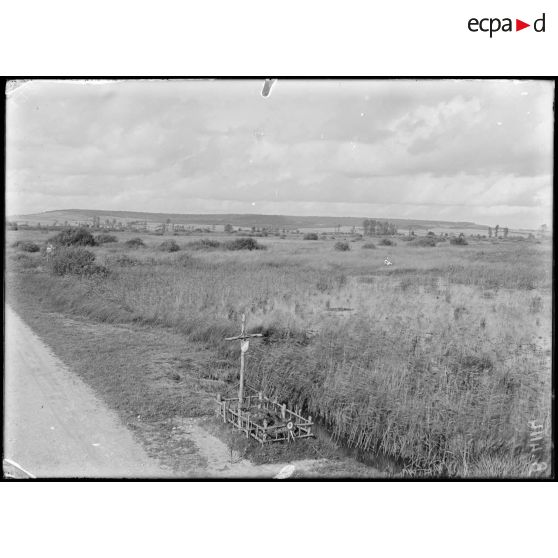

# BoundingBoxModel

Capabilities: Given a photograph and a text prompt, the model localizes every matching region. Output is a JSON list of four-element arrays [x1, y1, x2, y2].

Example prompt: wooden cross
[[225, 313, 262, 409]]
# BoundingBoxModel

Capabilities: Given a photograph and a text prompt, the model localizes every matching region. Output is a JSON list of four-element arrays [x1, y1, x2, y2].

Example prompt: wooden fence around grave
[[216, 388, 314, 444]]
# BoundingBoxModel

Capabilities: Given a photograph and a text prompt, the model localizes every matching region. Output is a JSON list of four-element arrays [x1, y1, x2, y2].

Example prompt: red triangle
[[516, 19, 530, 31]]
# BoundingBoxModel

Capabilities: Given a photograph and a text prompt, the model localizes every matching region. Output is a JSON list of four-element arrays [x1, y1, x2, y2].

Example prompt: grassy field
[[6, 227, 552, 477]]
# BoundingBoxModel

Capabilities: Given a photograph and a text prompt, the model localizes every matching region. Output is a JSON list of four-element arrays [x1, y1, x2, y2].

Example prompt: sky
[[6, 79, 554, 228]]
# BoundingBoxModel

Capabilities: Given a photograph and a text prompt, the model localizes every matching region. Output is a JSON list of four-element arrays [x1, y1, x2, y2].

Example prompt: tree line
[[362, 219, 398, 236]]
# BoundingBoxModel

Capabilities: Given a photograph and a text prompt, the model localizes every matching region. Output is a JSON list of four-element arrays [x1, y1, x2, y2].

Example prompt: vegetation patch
[[12, 240, 41, 252], [224, 237, 266, 251], [303, 233, 319, 240], [450, 235, 468, 246], [379, 238, 397, 246], [125, 237, 146, 249], [95, 234, 118, 244], [184, 238, 221, 250], [49, 227, 97, 247], [158, 239, 180, 252], [409, 236, 437, 247], [110, 254, 141, 267], [49, 247, 109, 277], [334, 241, 350, 251]]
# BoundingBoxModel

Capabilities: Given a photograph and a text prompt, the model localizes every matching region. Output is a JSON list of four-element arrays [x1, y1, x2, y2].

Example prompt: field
[[6, 227, 552, 477]]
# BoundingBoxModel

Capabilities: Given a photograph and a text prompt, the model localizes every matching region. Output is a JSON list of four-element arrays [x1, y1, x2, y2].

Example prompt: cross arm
[[224, 333, 263, 341]]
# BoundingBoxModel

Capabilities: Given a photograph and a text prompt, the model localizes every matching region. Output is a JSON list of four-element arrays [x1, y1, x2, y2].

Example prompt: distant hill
[[8, 209, 485, 231]]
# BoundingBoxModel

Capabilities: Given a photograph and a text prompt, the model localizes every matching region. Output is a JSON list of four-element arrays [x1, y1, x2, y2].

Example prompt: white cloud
[[5, 79, 554, 228]]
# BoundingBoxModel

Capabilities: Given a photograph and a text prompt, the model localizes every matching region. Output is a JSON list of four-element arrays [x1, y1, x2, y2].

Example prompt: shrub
[[303, 233, 319, 240], [224, 237, 266, 251], [450, 236, 468, 246], [49, 227, 97, 247], [379, 238, 396, 246], [158, 239, 180, 252], [334, 241, 350, 251], [12, 240, 40, 252], [95, 234, 118, 244], [362, 242, 376, 249], [409, 236, 437, 247], [49, 247, 108, 277], [184, 239, 221, 250], [125, 238, 146, 249]]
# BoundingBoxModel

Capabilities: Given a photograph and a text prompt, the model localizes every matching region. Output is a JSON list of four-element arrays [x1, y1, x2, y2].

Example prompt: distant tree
[[488, 226, 492, 238], [495, 224, 499, 237], [224, 224, 233, 233], [540, 224, 548, 235], [362, 219, 370, 235], [503, 227, 509, 238]]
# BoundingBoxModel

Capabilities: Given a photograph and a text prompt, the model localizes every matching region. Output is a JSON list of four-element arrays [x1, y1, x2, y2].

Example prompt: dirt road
[[4, 305, 170, 478]]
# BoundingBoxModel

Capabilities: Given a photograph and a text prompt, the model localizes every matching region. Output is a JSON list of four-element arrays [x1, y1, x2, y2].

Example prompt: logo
[[468, 13, 546, 37]]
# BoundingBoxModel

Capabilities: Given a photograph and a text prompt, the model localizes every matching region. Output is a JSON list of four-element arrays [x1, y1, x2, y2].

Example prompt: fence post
[[263, 419, 268, 444], [281, 404, 286, 421], [308, 415, 312, 436]]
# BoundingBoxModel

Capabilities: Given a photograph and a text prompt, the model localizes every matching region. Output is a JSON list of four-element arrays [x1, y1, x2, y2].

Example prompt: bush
[[450, 236, 468, 246], [49, 227, 97, 247], [224, 237, 266, 251], [334, 241, 350, 251], [49, 247, 108, 277], [362, 242, 376, 249], [95, 234, 118, 244], [125, 238, 146, 249], [409, 236, 437, 247], [12, 240, 40, 252], [184, 239, 221, 250], [379, 238, 396, 246], [303, 233, 319, 240], [158, 239, 180, 252]]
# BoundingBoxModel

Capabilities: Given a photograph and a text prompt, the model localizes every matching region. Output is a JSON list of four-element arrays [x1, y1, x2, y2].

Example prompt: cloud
[[5, 79, 553, 228]]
